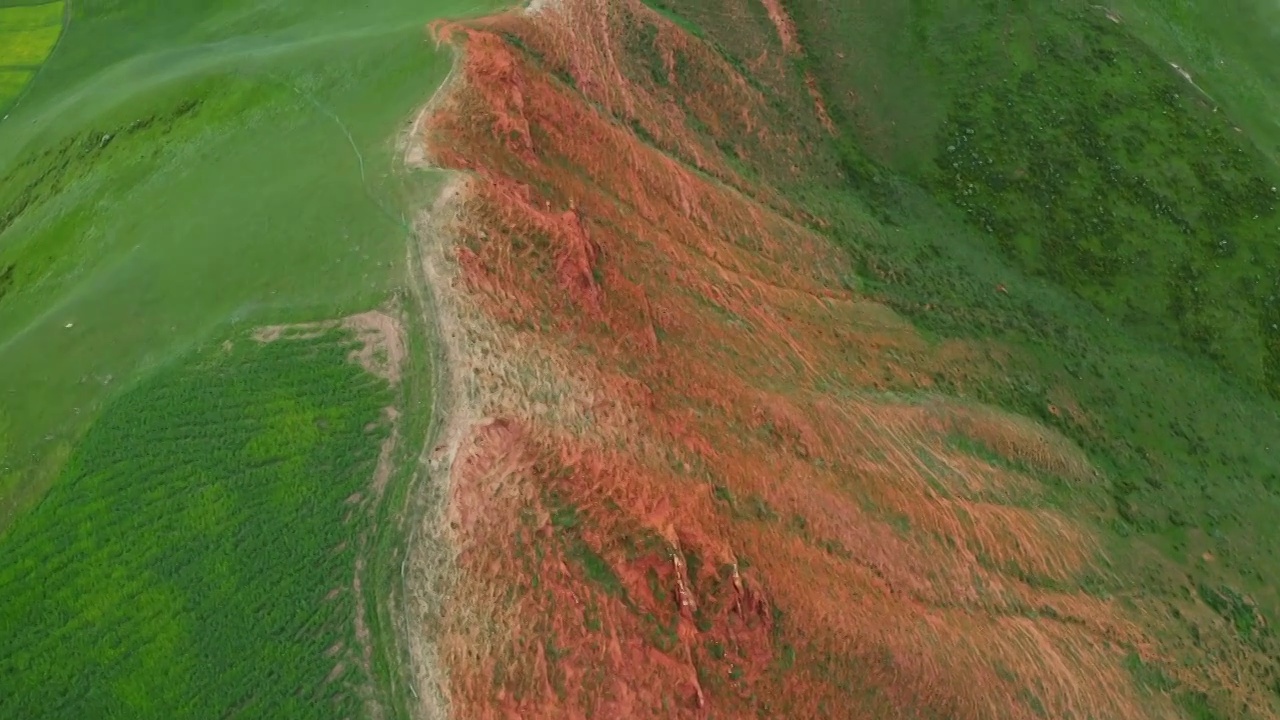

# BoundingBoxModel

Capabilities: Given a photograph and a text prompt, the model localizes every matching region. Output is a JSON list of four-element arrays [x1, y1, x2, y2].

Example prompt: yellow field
[[0, 69, 34, 99], [0, 1, 63, 33], [0, 24, 61, 66], [0, 1, 64, 109]]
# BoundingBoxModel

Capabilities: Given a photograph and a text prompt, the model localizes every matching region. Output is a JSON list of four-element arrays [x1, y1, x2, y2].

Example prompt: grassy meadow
[[0, 68, 32, 98], [0, 0, 496, 716], [0, 328, 392, 718], [0, 0, 500, 522]]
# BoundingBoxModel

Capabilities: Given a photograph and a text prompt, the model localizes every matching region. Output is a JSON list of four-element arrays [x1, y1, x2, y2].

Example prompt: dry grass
[[398, 0, 1268, 716]]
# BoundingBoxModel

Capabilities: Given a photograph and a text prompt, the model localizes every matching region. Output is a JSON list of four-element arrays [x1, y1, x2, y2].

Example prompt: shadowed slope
[[405, 0, 1269, 716]]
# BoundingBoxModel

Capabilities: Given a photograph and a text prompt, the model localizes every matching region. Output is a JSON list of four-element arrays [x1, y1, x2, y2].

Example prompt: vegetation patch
[[0, 68, 32, 104], [778, 0, 1280, 623], [638, 0, 703, 38], [1197, 582, 1270, 646], [924, 7, 1280, 392], [0, 93, 205, 275], [0, 1, 63, 33], [0, 1, 63, 107], [0, 23, 61, 66], [0, 326, 391, 718], [545, 491, 628, 599]]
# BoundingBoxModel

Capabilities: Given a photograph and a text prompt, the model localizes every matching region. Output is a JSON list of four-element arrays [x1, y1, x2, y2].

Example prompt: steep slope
[[403, 0, 1280, 717]]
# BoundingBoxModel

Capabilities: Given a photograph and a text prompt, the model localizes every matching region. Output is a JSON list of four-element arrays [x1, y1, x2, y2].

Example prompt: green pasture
[[779, 0, 1280, 559], [788, 0, 1280, 391], [0, 0, 495, 716], [0, 25, 60, 67], [0, 67, 30, 97], [0, 0, 499, 524], [0, 1, 62, 30], [1110, 0, 1280, 167], [0, 328, 392, 718]]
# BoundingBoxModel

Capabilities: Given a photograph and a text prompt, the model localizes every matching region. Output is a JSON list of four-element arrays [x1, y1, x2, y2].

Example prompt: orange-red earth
[[404, 0, 1274, 717]]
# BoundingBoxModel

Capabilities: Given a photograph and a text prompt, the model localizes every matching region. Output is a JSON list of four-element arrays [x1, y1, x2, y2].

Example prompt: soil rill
[[398, 0, 1267, 716]]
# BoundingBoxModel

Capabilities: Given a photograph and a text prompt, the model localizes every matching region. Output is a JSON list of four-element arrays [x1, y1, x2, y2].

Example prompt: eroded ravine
[[399, 0, 1263, 716]]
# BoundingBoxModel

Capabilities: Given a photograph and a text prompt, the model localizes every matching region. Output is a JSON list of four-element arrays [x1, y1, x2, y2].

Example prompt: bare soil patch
[[253, 309, 407, 386], [392, 2, 1181, 718], [392, 0, 1271, 717]]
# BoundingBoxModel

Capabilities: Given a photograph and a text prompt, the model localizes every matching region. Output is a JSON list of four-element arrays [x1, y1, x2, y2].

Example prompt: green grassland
[[0, 328, 392, 718], [780, 0, 1280, 581], [791, 1, 1280, 395], [0, 67, 30, 97], [0, 1, 62, 31], [1110, 0, 1280, 170], [0, 24, 61, 66], [0, 0, 495, 717], [0, 0, 501, 524]]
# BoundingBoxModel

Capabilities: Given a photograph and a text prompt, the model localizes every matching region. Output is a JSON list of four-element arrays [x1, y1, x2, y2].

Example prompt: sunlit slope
[[0, 0, 502, 524], [403, 0, 1280, 718]]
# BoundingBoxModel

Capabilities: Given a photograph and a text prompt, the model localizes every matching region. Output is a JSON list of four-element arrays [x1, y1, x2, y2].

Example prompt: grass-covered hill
[[3, 0, 1280, 717]]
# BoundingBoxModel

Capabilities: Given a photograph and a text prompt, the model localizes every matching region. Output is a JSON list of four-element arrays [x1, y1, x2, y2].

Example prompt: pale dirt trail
[[395, 5, 552, 709], [398, 115, 477, 716]]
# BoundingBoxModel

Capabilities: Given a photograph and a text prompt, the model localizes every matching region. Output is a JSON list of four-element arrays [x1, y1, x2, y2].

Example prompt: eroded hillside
[[403, 0, 1280, 717]]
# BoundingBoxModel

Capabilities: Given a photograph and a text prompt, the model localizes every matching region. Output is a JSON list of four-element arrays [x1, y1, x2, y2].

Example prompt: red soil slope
[[406, 0, 1255, 716]]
